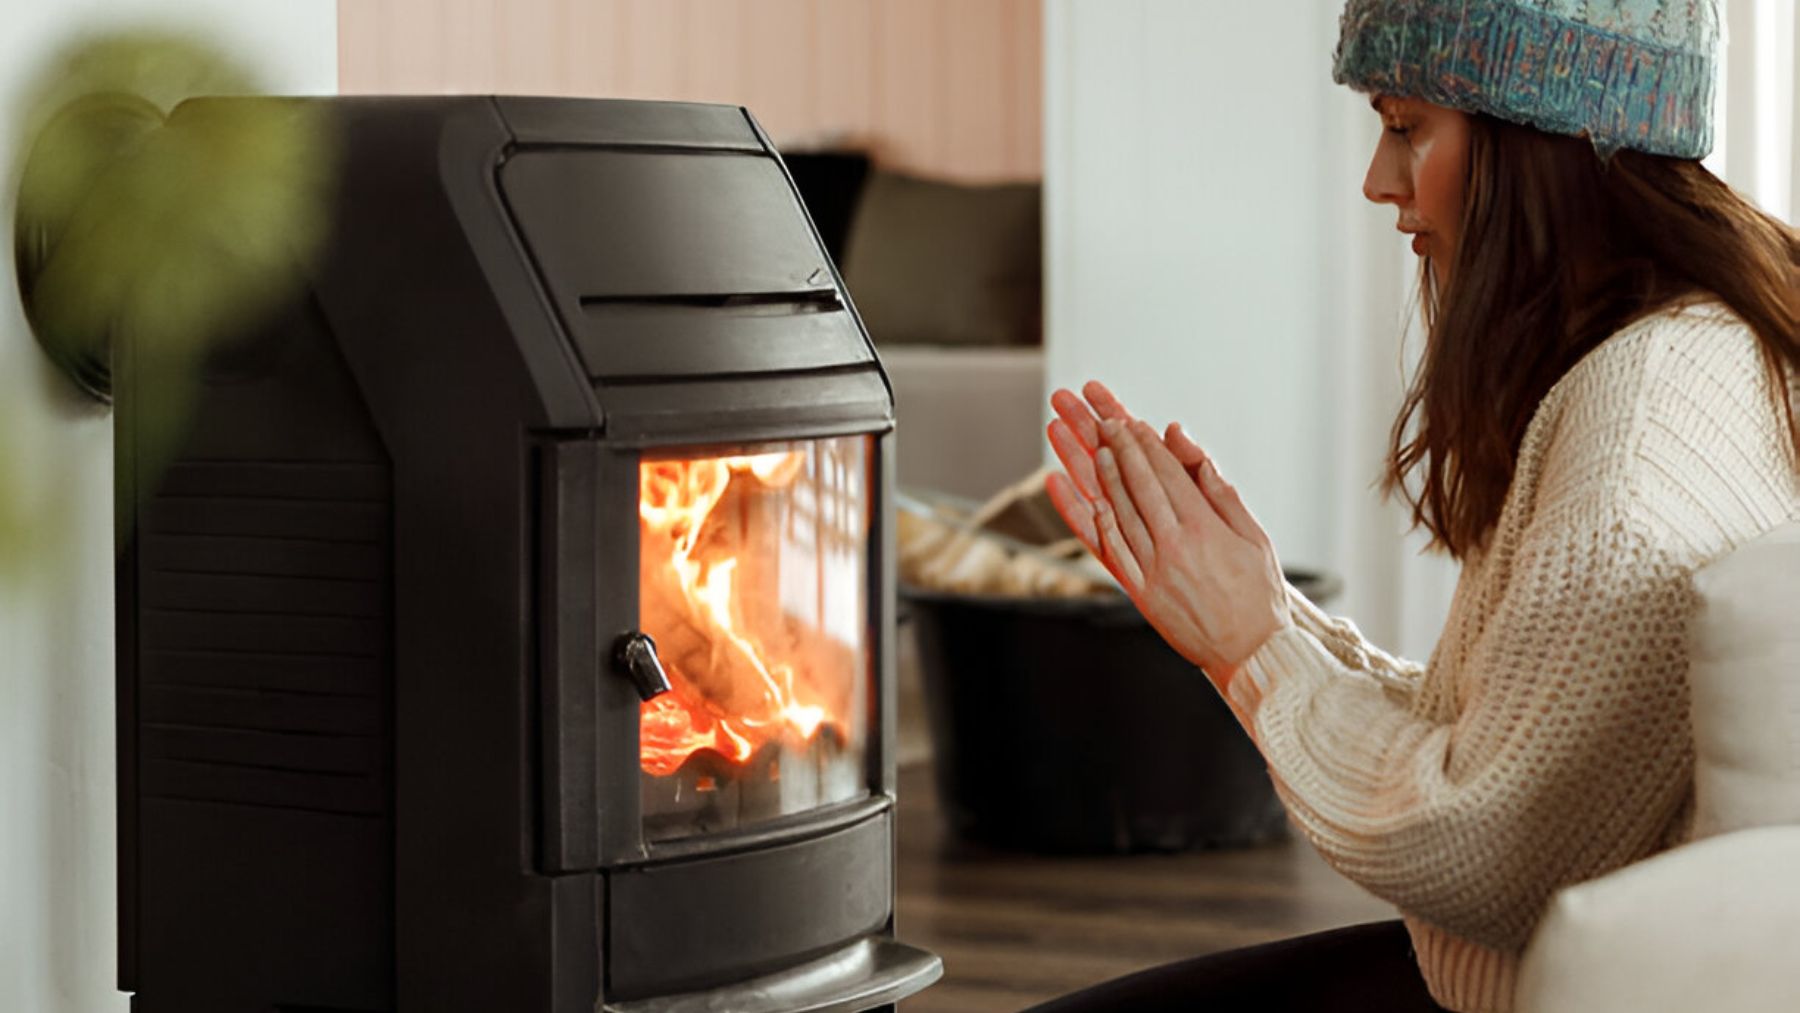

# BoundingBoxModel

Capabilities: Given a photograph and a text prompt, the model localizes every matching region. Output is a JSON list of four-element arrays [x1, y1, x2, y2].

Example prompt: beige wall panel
[[945, 0, 1010, 178], [568, 0, 629, 100], [873, 0, 948, 172], [495, 0, 566, 96], [338, 0, 390, 93], [1007, 0, 1045, 178], [682, 0, 747, 106], [617, 0, 684, 100], [365, 0, 446, 93], [740, 0, 821, 140], [815, 0, 877, 145], [439, 0, 500, 92], [338, 0, 1041, 180]]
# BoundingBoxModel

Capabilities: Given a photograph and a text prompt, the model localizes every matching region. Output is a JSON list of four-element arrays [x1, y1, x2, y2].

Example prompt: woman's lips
[[1411, 233, 1429, 256]]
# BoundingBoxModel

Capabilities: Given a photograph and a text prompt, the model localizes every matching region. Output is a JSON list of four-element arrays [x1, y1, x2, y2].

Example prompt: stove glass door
[[636, 435, 872, 841]]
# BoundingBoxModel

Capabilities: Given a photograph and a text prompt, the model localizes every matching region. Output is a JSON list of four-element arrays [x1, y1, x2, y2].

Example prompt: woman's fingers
[[1044, 471, 1100, 552], [1163, 422, 1209, 472], [1162, 422, 1269, 545], [1082, 380, 1132, 423], [1196, 457, 1272, 549], [1050, 388, 1101, 451], [1133, 421, 1223, 534], [1050, 380, 1142, 454], [1094, 443, 1156, 574], [1050, 471, 1142, 592], [1101, 419, 1182, 544], [1047, 419, 1103, 501], [1090, 490, 1145, 592]]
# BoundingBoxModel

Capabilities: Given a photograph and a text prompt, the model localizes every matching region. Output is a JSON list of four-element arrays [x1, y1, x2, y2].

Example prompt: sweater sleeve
[[1282, 580, 1425, 695], [1235, 501, 1698, 952]]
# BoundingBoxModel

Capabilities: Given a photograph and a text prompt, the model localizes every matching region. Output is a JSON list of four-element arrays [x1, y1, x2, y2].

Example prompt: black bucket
[[903, 569, 1340, 853]]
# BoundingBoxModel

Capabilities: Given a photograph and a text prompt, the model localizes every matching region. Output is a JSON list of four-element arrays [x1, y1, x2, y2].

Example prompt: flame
[[638, 451, 841, 777]]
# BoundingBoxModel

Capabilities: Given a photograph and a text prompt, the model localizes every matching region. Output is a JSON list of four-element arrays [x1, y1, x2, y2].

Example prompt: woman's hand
[[1044, 382, 1289, 689]]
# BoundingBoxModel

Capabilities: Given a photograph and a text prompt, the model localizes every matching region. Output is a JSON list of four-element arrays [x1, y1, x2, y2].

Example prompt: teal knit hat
[[1334, 0, 1721, 158]]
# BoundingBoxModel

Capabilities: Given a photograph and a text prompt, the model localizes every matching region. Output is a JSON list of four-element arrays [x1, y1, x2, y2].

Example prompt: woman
[[1033, 1, 1798, 1011]]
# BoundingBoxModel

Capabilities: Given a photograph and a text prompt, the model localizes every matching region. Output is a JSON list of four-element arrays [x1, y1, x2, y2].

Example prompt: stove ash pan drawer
[[606, 811, 892, 1001]]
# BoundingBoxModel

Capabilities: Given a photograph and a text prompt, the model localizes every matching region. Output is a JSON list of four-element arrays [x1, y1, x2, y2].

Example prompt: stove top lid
[[491, 98, 891, 445]]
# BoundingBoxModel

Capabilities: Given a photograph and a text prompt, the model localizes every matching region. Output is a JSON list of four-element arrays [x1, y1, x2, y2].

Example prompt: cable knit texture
[[1229, 303, 1799, 1013], [1333, 0, 1721, 159]]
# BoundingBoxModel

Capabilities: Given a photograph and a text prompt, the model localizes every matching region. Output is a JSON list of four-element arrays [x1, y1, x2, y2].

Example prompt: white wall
[[0, 4, 335, 1011], [1045, 1, 1340, 571], [1044, 0, 1463, 660]]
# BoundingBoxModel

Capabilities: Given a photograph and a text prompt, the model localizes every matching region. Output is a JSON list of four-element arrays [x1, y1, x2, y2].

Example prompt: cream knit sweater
[[1226, 302, 1800, 1013]]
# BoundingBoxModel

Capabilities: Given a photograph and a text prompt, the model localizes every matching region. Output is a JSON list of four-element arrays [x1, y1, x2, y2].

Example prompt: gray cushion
[[841, 170, 1040, 347]]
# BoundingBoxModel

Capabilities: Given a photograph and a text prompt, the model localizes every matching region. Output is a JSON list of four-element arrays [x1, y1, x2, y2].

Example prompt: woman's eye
[[1385, 124, 1413, 139]]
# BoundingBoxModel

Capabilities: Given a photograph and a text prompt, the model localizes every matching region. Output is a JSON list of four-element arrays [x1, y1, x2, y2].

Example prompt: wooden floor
[[893, 764, 1396, 1012]]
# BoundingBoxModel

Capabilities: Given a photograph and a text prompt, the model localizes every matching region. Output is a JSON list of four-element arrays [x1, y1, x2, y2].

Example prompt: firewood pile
[[897, 468, 1117, 598]]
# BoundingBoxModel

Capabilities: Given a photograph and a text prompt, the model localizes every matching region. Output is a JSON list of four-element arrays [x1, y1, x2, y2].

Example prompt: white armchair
[[1517, 520, 1800, 1012]]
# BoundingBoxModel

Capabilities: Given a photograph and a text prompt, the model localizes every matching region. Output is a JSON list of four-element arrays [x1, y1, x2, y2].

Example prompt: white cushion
[[1688, 518, 1800, 837], [1516, 825, 1800, 1013], [1517, 520, 1800, 1012], [881, 345, 1045, 501]]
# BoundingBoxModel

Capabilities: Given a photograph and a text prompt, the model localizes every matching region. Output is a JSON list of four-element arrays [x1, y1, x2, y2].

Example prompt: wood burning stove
[[114, 96, 940, 1013]]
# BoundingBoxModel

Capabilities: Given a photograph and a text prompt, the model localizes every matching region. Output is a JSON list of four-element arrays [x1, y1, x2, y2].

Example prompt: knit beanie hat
[[1334, 0, 1721, 158]]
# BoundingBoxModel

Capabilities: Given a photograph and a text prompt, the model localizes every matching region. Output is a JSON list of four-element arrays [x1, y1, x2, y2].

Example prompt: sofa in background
[[785, 151, 1046, 502]]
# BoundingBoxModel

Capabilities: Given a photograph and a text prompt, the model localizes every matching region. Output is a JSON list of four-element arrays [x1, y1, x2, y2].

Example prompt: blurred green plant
[[3, 28, 335, 573], [0, 435, 31, 567]]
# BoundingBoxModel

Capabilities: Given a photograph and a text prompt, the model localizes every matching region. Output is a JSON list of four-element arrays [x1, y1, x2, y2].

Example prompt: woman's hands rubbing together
[[1045, 382, 1290, 692]]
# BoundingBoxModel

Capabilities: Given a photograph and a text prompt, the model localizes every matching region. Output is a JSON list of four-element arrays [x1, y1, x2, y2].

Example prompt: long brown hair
[[1382, 115, 1800, 559]]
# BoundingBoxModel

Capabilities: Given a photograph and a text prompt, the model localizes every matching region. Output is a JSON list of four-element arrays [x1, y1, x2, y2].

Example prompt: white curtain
[[1321, 0, 1799, 663], [1716, 0, 1800, 218]]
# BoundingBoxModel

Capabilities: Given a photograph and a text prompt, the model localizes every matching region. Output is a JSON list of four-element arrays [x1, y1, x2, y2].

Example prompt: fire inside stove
[[637, 436, 871, 839]]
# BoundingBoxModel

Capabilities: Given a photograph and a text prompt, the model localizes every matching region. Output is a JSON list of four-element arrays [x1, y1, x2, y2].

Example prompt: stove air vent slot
[[574, 288, 870, 380], [579, 289, 842, 313]]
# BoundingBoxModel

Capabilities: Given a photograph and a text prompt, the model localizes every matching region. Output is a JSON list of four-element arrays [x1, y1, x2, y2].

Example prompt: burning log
[[636, 450, 859, 780]]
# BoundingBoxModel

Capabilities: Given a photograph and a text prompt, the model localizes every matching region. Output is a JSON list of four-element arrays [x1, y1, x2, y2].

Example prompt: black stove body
[[115, 96, 937, 1013]]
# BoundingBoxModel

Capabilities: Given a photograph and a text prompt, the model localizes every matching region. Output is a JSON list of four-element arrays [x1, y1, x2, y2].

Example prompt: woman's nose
[[1362, 149, 1409, 206]]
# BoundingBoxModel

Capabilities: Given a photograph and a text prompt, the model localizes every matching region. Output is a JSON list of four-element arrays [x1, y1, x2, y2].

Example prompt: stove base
[[604, 938, 941, 1013]]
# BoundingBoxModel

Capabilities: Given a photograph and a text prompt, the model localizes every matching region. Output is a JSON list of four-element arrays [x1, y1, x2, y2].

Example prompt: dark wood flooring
[[894, 764, 1397, 1012]]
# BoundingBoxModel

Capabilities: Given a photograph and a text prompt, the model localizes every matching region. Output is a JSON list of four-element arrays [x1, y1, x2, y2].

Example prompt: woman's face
[[1363, 95, 1472, 283]]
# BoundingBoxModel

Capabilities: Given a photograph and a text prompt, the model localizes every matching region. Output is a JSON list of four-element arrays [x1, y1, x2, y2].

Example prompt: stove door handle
[[615, 632, 673, 701]]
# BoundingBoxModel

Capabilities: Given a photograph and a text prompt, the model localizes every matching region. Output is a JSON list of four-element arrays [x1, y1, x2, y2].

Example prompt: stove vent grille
[[135, 460, 390, 818]]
